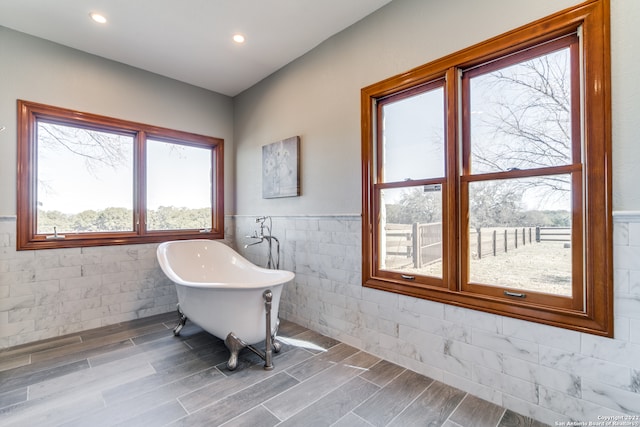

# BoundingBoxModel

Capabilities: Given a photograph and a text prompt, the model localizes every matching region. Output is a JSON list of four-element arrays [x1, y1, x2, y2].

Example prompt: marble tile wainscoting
[[2, 211, 640, 424], [0, 216, 179, 349], [235, 213, 640, 425]]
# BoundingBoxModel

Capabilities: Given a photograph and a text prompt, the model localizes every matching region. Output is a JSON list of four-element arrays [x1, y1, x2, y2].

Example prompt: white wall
[[0, 27, 235, 346], [233, 0, 640, 423]]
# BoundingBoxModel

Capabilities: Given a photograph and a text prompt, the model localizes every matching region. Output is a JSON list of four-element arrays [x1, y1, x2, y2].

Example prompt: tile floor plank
[[277, 319, 310, 337], [0, 314, 548, 427], [263, 351, 380, 420], [0, 387, 28, 410], [387, 380, 466, 426], [114, 400, 188, 427], [281, 329, 342, 353], [218, 405, 280, 427], [101, 355, 225, 406], [149, 340, 229, 373], [29, 339, 136, 368], [0, 354, 31, 373], [333, 412, 376, 427], [277, 376, 380, 427], [63, 367, 224, 427], [78, 313, 175, 342], [177, 347, 312, 414], [28, 357, 156, 400], [359, 359, 406, 387], [0, 392, 106, 427], [448, 394, 506, 427], [87, 335, 187, 368], [30, 323, 168, 363], [0, 336, 82, 360], [0, 359, 90, 392], [499, 409, 550, 427], [171, 372, 299, 427], [285, 342, 360, 382], [353, 368, 434, 427]]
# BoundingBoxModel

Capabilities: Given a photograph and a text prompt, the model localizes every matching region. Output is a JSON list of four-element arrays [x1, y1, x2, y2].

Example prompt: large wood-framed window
[[361, 0, 612, 336], [17, 100, 224, 250]]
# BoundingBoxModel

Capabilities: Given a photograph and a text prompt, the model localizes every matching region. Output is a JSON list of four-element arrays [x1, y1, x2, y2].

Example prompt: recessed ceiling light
[[89, 12, 107, 24], [233, 34, 245, 44]]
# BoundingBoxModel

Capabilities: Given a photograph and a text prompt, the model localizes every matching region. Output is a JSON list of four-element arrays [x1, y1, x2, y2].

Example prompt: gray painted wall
[[234, 0, 640, 215], [0, 27, 235, 216]]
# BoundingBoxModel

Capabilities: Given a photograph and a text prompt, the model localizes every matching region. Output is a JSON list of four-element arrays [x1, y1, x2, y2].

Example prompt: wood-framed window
[[361, 0, 612, 336], [17, 100, 224, 250]]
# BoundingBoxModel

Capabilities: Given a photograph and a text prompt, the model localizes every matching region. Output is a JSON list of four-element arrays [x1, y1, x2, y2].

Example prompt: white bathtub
[[156, 239, 294, 369]]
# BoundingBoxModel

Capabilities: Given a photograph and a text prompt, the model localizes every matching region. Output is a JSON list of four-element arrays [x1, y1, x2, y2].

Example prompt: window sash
[[458, 34, 584, 309], [17, 100, 224, 250], [374, 80, 449, 288], [35, 120, 136, 234], [145, 138, 214, 232]]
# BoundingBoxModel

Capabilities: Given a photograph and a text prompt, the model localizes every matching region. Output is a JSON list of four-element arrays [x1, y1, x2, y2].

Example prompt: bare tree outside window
[[469, 46, 574, 198], [36, 122, 214, 234], [37, 122, 135, 233], [465, 43, 576, 294]]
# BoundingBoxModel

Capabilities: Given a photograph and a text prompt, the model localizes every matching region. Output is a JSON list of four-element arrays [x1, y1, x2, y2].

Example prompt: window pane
[[146, 140, 212, 231], [381, 86, 445, 182], [469, 47, 573, 174], [36, 122, 134, 233], [379, 185, 443, 278], [468, 175, 572, 296]]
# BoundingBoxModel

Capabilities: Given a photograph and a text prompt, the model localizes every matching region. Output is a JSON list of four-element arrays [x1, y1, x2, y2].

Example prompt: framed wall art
[[262, 136, 300, 198]]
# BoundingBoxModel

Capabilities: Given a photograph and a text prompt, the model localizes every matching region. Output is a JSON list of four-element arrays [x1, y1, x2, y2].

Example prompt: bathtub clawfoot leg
[[173, 304, 187, 336], [272, 318, 281, 353], [263, 290, 274, 370], [224, 333, 245, 371], [221, 291, 280, 371]]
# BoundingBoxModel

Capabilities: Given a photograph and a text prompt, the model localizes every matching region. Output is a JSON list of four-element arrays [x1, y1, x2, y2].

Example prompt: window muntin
[[17, 101, 224, 249], [361, 0, 612, 336]]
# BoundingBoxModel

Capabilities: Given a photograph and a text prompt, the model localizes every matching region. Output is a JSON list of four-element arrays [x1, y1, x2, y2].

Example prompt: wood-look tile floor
[[0, 312, 548, 426]]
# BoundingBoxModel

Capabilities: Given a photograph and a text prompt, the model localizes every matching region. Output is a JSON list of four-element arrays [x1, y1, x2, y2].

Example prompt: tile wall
[[2, 212, 639, 423], [0, 216, 177, 348], [236, 213, 640, 424]]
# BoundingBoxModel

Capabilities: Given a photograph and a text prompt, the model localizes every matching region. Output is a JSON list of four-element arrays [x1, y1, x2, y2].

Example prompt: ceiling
[[0, 0, 392, 97]]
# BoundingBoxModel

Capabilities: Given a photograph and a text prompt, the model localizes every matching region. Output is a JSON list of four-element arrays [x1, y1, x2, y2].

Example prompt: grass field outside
[[385, 240, 572, 296]]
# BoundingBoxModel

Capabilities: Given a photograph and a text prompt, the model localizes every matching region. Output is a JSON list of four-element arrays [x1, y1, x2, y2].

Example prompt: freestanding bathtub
[[156, 239, 294, 370]]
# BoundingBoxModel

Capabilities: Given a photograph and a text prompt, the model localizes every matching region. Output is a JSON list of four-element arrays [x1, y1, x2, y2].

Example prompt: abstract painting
[[262, 136, 300, 198]]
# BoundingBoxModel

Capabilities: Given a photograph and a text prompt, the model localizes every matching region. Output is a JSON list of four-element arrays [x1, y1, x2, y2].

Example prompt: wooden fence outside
[[385, 222, 442, 268], [470, 227, 534, 260], [386, 224, 571, 267], [535, 226, 571, 242]]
